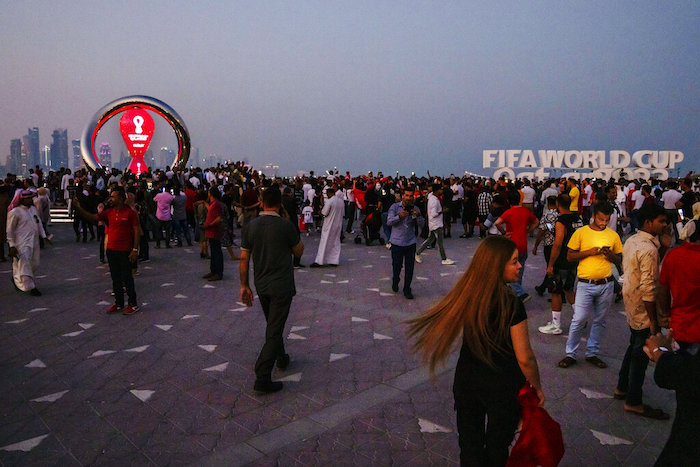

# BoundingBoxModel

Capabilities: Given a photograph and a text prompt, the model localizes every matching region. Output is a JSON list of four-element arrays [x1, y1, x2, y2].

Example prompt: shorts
[[550, 268, 576, 293]]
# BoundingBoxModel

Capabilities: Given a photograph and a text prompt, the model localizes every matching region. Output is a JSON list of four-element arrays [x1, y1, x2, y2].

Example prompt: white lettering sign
[[482, 149, 684, 180]]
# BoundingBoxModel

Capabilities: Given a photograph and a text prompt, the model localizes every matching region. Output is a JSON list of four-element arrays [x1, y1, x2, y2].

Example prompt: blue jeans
[[509, 251, 528, 296], [566, 280, 614, 358], [616, 327, 651, 406], [381, 212, 392, 242]]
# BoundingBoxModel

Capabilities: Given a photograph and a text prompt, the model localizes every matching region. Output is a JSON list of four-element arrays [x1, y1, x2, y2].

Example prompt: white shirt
[[632, 190, 645, 210], [583, 185, 593, 207], [426, 192, 444, 231], [540, 185, 558, 203], [521, 186, 536, 204], [451, 183, 464, 200], [661, 189, 682, 210]]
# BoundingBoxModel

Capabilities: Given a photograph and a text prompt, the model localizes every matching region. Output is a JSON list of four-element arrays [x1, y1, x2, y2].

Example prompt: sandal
[[585, 356, 608, 369], [558, 356, 577, 368], [625, 404, 670, 420]]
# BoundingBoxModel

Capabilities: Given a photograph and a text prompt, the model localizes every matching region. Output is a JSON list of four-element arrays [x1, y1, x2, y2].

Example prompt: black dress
[[453, 299, 527, 466]]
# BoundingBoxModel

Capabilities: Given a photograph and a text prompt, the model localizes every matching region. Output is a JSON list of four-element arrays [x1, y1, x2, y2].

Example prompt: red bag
[[298, 216, 306, 232], [506, 384, 564, 467]]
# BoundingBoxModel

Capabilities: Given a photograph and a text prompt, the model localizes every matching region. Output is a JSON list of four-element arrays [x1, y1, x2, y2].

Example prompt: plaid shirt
[[477, 191, 492, 216]]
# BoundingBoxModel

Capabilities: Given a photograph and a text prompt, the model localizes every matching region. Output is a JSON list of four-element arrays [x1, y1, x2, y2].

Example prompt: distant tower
[[20, 136, 30, 174], [99, 142, 112, 168], [10, 138, 22, 174], [41, 145, 51, 168], [72, 139, 82, 171], [50, 129, 69, 169], [27, 127, 40, 169], [160, 147, 175, 169]]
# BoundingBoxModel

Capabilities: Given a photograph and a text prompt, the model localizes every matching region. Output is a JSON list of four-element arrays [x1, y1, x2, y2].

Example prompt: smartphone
[[546, 223, 554, 231], [678, 208, 685, 220]]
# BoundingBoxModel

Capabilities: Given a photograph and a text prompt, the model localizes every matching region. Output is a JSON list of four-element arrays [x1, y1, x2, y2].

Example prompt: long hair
[[406, 236, 518, 374]]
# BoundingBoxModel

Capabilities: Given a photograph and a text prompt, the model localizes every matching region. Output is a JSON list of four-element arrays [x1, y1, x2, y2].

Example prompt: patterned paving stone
[[0, 223, 676, 465]]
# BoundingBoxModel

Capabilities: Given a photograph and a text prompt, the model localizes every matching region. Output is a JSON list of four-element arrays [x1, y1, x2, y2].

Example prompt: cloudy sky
[[1, 1, 698, 176]]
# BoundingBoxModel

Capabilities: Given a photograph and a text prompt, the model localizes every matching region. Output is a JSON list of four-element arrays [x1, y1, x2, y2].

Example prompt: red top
[[205, 200, 224, 240], [185, 188, 196, 212], [98, 207, 138, 252], [500, 206, 537, 254], [659, 242, 700, 343]]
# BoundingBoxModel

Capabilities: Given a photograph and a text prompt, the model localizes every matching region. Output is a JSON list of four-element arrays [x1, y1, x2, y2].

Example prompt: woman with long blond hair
[[407, 235, 544, 466]]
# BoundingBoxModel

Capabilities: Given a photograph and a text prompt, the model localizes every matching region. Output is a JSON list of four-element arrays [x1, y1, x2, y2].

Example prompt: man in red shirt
[[74, 186, 140, 315], [202, 187, 225, 281], [494, 190, 539, 302], [658, 230, 700, 347]]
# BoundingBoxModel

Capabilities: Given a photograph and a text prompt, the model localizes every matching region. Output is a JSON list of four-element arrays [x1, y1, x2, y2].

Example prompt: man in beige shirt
[[614, 203, 671, 419]]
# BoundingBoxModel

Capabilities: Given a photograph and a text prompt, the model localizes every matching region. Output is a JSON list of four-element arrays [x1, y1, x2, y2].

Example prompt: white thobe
[[6, 205, 45, 291], [314, 194, 345, 265]]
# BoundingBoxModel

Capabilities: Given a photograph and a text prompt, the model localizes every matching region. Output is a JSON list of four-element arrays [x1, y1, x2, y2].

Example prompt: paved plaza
[[1, 221, 675, 466]]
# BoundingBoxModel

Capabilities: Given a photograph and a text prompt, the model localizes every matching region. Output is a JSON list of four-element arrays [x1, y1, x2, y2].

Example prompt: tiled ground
[[1, 221, 675, 466]]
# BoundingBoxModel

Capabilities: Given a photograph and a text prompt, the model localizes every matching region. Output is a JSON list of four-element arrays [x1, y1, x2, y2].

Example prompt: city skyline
[[1, 2, 698, 177]]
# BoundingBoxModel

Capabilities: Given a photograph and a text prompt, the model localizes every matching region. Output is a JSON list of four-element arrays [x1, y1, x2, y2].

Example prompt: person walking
[[415, 183, 455, 265], [7, 190, 48, 296], [240, 187, 304, 394], [408, 235, 544, 466], [310, 187, 344, 267], [387, 189, 423, 299]]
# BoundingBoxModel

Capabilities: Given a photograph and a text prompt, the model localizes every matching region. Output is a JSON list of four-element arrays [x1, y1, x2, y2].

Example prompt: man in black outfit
[[240, 187, 304, 394], [644, 333, 699, 466]]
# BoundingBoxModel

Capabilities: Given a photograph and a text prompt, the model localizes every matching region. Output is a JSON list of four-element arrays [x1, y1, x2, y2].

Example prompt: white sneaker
[[385, 242, 391, 249], [414, 254, 423, 263], [441, 258, 456, 265], [538, 322, 562, 335]]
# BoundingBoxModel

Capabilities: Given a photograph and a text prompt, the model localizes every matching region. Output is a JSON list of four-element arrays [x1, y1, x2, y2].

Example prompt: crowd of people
[[3, 162, 700, 465]]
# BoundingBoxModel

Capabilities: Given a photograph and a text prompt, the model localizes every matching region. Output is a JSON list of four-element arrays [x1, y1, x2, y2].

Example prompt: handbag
[[506, 384, 564, 467]]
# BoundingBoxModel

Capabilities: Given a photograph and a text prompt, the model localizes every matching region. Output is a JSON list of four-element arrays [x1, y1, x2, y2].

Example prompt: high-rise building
[[41, 145, 51, 168], [20, 136, 30, 175], [72, 139, 82, 171], [119, 150, 129, 170], [9, 139, 22, 174], [160, 147, 175, 169], [99, 142, 112, 168], [27, 127, 40, 169], [50, 129, 69, 169]]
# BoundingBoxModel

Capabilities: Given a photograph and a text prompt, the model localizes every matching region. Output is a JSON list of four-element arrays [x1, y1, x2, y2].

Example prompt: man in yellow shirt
[[559, 202, 622, 369], [567, 178, 580, 213]]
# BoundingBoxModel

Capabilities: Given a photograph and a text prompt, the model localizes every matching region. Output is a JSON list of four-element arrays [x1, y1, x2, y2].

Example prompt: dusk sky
[[1, 1, 698, 177]]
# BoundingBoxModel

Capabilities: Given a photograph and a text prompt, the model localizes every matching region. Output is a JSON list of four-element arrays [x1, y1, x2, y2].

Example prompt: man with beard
[[7, 190, 48, 296]]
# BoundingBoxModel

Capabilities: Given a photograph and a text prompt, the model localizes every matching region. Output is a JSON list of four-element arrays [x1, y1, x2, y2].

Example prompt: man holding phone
[[559, 202, 622, 369], [387, 188, 424, 299]]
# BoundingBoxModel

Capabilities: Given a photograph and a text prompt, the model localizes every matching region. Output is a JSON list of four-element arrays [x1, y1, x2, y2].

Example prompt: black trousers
[[255, 294, 293, 380], [391, 243, 416, 294], [455, 393, 520, 466], [208, 238, 223, 276], [106, 249, 137, 307]]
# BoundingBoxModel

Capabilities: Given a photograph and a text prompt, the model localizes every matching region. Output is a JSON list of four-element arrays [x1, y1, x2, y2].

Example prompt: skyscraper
[[72, 139, 82, 171], [20, 136, 30, 174], [9, 139, 22, 174], [50, 129, 69, 169], [99, 142, 112, 168], [27, 127, 40, 169], [42, 145, 51, 168]]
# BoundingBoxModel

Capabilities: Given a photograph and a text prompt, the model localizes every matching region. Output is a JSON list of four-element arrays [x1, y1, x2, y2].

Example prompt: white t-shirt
[[661, 189, 682, 209], [583, 185, 593, 207], [521, 186, 536, 204]]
